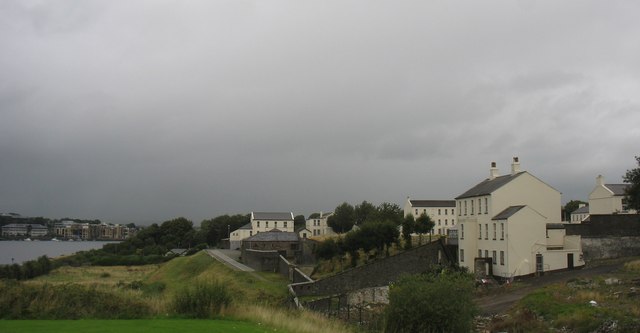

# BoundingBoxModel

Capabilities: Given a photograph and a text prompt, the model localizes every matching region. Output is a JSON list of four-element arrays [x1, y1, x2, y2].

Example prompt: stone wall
[[243, 249, 280, 272], [292, 240, 453, 297], [565, 214, 640, 260]]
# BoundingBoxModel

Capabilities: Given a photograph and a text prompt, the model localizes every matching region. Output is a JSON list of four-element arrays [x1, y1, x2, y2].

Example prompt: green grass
[[0, 319, 289, 333]]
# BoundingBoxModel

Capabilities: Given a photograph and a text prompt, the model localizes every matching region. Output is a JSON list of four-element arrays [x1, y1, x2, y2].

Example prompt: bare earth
[[476, 260, 628, 315]]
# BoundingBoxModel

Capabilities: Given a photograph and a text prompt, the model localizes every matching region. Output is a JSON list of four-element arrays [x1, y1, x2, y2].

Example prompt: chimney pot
[[511, 156, 521, 175], [490, 162, 499, 179]]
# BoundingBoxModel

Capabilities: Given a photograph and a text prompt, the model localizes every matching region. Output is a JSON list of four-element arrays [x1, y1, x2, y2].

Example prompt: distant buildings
[[305, 212, 336, 237], [53, 221, 135, 240], [229, 212, 294, 249], [588, 175, 635, 215], [403, 198, 456, 236], [1, 224, 48, 238]]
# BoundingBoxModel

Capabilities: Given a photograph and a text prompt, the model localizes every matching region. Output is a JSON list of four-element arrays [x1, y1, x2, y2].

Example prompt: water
[[0, 240, 118, 265]]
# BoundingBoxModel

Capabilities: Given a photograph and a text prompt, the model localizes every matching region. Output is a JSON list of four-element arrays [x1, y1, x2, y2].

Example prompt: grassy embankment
[[0, 251, 352, 333], [488, 258, 640, 332]]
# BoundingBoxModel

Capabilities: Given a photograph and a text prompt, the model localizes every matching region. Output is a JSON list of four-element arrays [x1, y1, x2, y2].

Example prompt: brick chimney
[[489, 162, 499, 180]]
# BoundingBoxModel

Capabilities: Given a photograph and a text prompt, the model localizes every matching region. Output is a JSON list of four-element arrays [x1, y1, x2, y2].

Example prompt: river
[[0, 240, 118, 265]]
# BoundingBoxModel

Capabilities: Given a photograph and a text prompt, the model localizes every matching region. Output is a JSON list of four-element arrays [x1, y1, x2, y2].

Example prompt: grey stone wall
[[292, 240, 452, 297], [243, 249, 280, 271], [565, 214, 640, 260]]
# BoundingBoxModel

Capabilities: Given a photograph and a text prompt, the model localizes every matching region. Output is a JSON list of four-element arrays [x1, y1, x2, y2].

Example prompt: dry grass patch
[[229, 304, 353, 333]]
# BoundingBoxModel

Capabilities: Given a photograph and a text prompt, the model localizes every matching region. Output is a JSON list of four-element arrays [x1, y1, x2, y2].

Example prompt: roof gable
[[456, 172, 524, 199], [492, 205, 526, 220], [604, 184, 629, 196], [252, 212, 294, 221], [244, 231, 299, 242]]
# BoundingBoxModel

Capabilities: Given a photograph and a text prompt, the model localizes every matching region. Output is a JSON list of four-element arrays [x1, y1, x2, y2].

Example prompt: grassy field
[[2, 251, 353, 333], [0, 319, 290, 333]]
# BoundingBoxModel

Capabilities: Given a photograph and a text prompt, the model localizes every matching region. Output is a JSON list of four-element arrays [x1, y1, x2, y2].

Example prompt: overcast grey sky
[[1, 1, 639, 224]]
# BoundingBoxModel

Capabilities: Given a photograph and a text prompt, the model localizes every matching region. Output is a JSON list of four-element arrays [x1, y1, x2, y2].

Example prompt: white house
[[305, 212, 336, 237], [229, 212, 294, 249], [403, 198, 456, 236], [588, 175, 634, 215], [456, 157, 584, 279], [570, 204, 590, 223]]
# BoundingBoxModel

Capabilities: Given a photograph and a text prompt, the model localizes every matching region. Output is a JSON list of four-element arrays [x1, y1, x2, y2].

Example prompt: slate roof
[[252, 212, 294, 221], [604, 184, 629, 196], [492, 205, 526, 220], [571, 206, 589, 214], [239, 222, 253, 230], [455, 172, 525, 199], [409, 200, 456, 207], [244, 231, 299, 242]]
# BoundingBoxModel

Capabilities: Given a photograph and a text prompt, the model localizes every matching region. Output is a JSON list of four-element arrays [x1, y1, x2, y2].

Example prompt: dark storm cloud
[[1, 1, 639, 223]]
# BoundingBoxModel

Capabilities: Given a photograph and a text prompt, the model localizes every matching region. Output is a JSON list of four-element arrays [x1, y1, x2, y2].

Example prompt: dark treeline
[[0, 256, 53, 280]]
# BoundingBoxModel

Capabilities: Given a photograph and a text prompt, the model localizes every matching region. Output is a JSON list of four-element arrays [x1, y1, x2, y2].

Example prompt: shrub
[[172, 280, 232, 318], [384, 268, 477, 333]]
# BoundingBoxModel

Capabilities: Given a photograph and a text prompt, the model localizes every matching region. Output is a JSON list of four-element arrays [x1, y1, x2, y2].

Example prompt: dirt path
[[476, 261, 627, 315]]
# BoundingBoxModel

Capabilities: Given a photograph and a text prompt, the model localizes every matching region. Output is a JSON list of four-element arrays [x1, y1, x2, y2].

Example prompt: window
[[452, 209, 455, 215], [445, 219, 448, 226], [460, 224, 464, 239], [471, 200, 474, 215], [438, 219, 441, 226], [464, 201, 467, 215], [257, 221, 260, 228], [492, 251, 497, 265], [478, 199, 481, 215], [284, 222, 287, 228], [460, 249, 465, 262], [274, 221, 278, 228], [479, 224, 482, 239], [484, 198, 488, 214], [493, 223, 496, 240], [249, 231, 252, 236], [500, 223, 504, 240], [457, 203, 461, 216], [485, 250, 489, 258], [500, 251, 505, 265], [438, 209, 441, 215], [266, 221, 269, 228], [445, 209, 448, 215], [485, 224, 489, 240], [478, 249, 482, 258], [415, 209, 418, 215]]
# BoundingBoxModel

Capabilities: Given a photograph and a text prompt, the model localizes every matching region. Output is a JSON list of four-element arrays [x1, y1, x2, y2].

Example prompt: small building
[[229, 223, 254, 250], [305, 212, 336, 237], [570, 204, 590, 223], [589, 175, 634, 214], [403, 198, 456, 236], [297, 227, 312, 239], [241, 230, 300, 259], [229, 211, 295, 249]]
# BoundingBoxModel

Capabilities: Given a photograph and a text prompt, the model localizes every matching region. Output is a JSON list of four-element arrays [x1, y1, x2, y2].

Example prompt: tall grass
[[229, 304, 353, 333], [171, 280, 231, 318]]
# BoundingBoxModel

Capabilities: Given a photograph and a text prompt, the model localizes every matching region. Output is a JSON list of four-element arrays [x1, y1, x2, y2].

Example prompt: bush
[[384, 268, 477, 333], [172, 280, 232, 318]]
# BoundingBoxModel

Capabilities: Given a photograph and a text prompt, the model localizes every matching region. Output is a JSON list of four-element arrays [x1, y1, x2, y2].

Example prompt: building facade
[[456, 157, 584, 279], [403, 198, 456, 235], [305, 212, 336, 237], [229, 212, 294, 249], [588, 175, 634, 215]]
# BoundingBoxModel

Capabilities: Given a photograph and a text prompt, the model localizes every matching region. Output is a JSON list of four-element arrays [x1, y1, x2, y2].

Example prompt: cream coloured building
[[229, 212, 294, 249], [570, 204, 590, 223], [403, 198, 456, 236], [588, 175, 634, 215], [456, 157, 584, 279], [305, 212, 336, 237]]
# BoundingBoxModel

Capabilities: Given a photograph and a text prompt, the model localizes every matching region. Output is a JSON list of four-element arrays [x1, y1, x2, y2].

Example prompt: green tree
[[414, 213, 435, 244], [623, 156, 640, 211], [385, 269, 477, 333], [198, 214, 250, 246], [401, 214, 415, 249], [376, 202, 403, 225], [354, 200, 377, 225], [563, 200, 587, 221], [308, 212, 321, 219], [294, 215, 306, 229], [328, 202, 355, 233], [159, 217, 194, 248]]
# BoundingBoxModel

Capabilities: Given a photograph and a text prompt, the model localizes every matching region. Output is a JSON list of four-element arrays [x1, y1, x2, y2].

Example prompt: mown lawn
[[0, 319, 289, 333]]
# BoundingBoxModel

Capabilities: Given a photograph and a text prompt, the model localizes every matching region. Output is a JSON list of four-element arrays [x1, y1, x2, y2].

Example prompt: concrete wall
[[292, 240, 453, 297]]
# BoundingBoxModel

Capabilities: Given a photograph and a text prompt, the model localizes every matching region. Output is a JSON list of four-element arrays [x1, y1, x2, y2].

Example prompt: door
[[567, 253, 574, 269], [535, 254, 544, 276]]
